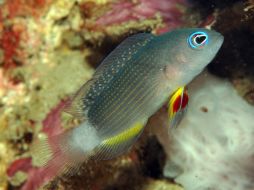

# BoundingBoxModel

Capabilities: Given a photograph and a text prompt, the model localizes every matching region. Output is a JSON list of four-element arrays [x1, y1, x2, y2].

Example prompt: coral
[[0, 0, 50, 72], [153, 73, 254, 190], [41, 100, 66, 136], [5, 0, 48, 18], [0, 26, 21, 70], [95, 0, 187, 34], [76, 0, 188, 45], [0, 1, 94, 189], [8, 156, 58, 190], [0, 142, 14, 189], [7, 157, 32, 178]]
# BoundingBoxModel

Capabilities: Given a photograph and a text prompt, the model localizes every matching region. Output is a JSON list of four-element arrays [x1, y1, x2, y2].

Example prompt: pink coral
[[96, 0, 187, 33], [41, 100, 66, 136], [8, 157, 59, 190], [7, 158, 32, 177]]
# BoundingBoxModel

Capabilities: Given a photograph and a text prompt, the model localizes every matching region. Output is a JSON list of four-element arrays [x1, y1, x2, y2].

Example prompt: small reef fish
[[168, 86, 189, 130], [34, 28, 224, 176]]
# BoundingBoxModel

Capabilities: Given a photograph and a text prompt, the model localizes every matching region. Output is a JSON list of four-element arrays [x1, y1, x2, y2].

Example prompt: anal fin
[[92, 121, 146, 160]]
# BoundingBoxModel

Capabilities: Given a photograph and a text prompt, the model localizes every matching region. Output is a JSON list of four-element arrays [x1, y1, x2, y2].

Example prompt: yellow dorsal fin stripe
[[102, 122, 144, 146]]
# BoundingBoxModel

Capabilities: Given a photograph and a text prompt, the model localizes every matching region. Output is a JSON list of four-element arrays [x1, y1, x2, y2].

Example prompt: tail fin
[[31, 132, 84, 179], [31, 122, 101, 187]]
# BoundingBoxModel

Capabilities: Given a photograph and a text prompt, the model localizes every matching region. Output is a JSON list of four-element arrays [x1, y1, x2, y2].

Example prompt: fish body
[[34, 28, 224, 175]]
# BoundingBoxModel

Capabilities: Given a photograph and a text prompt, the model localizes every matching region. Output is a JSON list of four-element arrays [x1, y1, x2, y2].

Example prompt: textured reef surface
[[0, 0, 253, 190]]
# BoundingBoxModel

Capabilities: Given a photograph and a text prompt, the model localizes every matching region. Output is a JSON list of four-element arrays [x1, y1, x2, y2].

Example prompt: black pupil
[[195, 35, 206, 44]]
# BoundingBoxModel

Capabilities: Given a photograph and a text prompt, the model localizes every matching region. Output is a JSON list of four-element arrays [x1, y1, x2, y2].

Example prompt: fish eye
[[188, 31, 208, 49]]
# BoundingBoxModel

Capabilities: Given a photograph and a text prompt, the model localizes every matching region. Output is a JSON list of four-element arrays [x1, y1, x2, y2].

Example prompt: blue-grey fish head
[[158, 28, 224, 86]]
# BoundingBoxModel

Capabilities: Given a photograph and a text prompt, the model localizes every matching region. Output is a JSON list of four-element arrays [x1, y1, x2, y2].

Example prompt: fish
[[33, 28, 224, 177], [168, 86, 189, 130]]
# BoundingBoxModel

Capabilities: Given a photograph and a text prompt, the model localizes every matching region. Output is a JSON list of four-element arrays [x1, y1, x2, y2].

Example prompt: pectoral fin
[[168, 86, 189, 130]]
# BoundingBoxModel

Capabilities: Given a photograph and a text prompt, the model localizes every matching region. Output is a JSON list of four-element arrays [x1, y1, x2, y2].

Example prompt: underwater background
[[0, 0, 253, 189]]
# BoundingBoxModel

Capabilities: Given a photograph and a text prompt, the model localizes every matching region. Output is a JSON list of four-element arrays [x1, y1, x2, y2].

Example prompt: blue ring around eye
[[188, 31, 209, 49]]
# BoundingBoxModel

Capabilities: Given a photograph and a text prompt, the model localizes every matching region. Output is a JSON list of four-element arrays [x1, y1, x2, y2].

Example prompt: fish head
[[161, 28, 224, 86]]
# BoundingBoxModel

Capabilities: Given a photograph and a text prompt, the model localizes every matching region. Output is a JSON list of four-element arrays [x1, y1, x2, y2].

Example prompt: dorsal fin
[[93, 33, 155, 78], [63, 79, 95, 121], [64, 33, 155, 120]]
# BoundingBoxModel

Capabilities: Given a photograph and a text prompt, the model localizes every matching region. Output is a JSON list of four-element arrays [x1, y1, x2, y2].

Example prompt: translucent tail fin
[[32, 121, 102, 182], [31, 132, 88, 188]]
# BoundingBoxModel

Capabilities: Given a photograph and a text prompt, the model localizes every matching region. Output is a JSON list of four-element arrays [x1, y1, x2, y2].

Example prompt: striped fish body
[[86, 36, 172, 138]]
